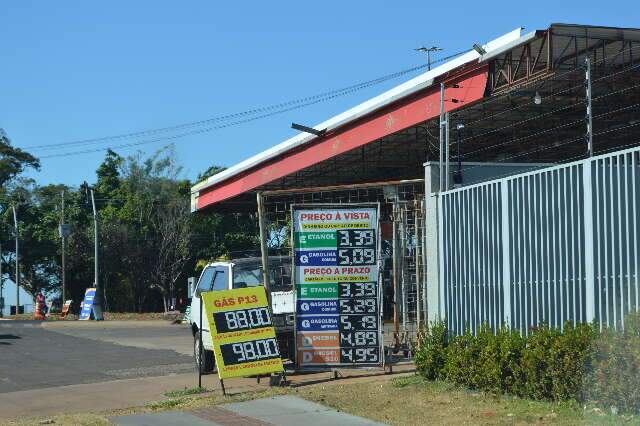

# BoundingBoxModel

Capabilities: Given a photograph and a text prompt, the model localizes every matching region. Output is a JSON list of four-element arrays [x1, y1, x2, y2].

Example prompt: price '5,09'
[[338, 248, 376, 265]]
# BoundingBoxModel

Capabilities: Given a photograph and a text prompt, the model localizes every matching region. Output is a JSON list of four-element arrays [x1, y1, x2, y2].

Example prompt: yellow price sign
[[201, 286, 284, 379]]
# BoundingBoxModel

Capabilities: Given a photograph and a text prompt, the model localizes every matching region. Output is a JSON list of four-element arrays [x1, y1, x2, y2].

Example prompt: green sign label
[[294, 232, 337, 249], [297, 283, 338, 299]]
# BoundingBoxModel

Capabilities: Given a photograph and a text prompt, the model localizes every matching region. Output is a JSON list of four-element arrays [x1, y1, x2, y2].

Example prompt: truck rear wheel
[[194, 331, 215, 374]]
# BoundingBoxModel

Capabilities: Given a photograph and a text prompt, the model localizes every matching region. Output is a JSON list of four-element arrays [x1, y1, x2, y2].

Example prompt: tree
[[0, 129, 39, 188], [151, 199, 190, 312]]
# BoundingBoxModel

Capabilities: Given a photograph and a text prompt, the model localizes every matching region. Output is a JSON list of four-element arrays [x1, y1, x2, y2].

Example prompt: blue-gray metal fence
[[439, 146, 640, 334]]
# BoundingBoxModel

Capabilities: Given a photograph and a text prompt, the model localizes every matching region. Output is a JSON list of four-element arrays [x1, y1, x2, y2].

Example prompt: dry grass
[[2, 375, 636, 425], [296, 376, 603, 425]]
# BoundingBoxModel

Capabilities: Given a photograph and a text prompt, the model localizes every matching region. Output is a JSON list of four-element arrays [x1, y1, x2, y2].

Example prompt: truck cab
[[190, 256, 295, 373]]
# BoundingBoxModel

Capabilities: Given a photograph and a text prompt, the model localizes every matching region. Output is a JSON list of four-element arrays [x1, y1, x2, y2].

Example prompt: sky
[[1, 1, 636, 186]]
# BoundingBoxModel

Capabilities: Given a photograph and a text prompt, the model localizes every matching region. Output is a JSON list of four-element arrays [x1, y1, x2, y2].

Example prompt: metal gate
[[439, 145, 640, 334]]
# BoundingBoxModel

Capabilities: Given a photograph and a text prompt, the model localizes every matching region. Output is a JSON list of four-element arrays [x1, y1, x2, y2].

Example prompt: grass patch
[[163, 387, 211, 398], [296, 375, 639, 425], [4, 374, 638, 425]]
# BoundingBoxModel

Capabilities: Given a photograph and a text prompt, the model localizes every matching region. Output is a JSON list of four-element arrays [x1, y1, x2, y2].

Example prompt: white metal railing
[[439, 145, 640, 334]]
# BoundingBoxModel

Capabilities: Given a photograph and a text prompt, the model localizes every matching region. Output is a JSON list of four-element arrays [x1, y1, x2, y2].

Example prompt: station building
[[191, 24, 640, 342]]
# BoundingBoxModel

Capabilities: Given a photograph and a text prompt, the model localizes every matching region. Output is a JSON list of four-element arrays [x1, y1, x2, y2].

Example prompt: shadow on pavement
[[0, 334, 21, 345]]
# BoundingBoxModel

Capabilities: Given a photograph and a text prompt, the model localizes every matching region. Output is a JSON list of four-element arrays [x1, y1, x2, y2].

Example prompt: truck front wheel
[[194, 330, 215, 374]]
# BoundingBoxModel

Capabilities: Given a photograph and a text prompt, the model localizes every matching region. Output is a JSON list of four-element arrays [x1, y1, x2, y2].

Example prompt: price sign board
[[201, 286, 284, 379], [293, 206, 381, 368]]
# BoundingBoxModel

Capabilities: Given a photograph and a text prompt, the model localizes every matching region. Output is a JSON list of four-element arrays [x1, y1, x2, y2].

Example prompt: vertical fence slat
[[502, 181, 511, 329], [584, 160, 596, 323], [634, 153, 639, 312], [625, 153, 631, 321]]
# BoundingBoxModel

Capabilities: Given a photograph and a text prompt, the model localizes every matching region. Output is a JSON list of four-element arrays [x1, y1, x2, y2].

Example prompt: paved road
[[0, 320, 194, 393]]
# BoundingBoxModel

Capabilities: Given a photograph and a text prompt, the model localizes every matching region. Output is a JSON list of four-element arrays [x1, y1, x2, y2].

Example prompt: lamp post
[[0, 242, 3, 318], [415, 46, 443, 70], [12, 207, 19, 315], [82, 182, 103, 320]]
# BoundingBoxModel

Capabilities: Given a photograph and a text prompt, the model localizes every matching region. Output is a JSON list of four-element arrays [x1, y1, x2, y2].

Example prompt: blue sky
[[1, 1, 634, 186]]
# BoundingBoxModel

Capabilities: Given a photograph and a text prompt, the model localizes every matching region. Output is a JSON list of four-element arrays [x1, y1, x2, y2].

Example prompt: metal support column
[[439, 83, 445, 192], [414, 202, 422, 328], [445, 112, 450, 190], [256, 192, 272, 301], [585, 57, 594, 157]]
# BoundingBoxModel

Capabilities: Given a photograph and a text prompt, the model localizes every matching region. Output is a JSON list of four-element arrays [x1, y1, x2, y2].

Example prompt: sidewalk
[[0, 365, 414, 420], [111, 395, 386, 426]]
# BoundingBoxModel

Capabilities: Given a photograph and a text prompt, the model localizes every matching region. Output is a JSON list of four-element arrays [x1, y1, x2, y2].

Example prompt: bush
[[443, 330, 479, 387], [549, 323, 596, 402], [414, 315, 640, 414], [477, 326, 525, 395], [518, 325, 560, 399], [414, 321, 597, 403], [414, 321, 448, 380], [585, 312, 640, 414]]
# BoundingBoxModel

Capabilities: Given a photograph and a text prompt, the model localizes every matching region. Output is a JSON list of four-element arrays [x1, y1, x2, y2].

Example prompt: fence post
[[437, 194, 445, 322], [583, 161, 596, 323], [501, 182, 512, 328]]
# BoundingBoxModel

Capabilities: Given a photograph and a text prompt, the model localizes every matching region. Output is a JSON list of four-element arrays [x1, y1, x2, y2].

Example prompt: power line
[[28, 48, 470, 157]]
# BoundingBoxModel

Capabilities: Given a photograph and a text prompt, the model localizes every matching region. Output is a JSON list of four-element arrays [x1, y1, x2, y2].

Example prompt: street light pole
[[415, 46, 443, 71], [12, 206, 19, 315], [60, 191, 66, 306], [1, 242, 4, 318], [89, 187, 103, 320]]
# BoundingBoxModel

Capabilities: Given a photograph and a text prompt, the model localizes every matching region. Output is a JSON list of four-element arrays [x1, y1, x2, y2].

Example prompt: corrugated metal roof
[[191, 27, 526, 194]]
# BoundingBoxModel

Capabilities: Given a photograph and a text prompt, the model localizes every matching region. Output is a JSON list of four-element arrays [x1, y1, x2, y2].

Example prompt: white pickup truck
[[189, 256, 295, 373]]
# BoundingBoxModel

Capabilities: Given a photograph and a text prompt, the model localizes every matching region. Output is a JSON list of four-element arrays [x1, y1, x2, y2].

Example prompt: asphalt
[[0, 320, 194, 393]]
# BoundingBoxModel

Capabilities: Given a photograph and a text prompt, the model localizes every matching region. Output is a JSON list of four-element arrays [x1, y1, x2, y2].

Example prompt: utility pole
[[12, 206, 19, 315], [90, 187, 103, 320], [59, 191, 67, 306], [82, 182, 103, 320], [1, 242, 4, 318]]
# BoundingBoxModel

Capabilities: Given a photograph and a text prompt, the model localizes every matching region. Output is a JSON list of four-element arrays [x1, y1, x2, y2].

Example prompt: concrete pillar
[[424, 162, 442, 323]]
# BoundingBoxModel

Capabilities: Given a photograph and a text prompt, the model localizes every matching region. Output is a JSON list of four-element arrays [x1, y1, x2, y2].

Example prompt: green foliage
[[549, 323, 597, 402], [414, 321, 448, 380], [476, 326, 525, 394], [415, 321, 598, 404], [585, 312, 640, 414], [415, 316, 640, 414], [0, 131, 40, 187], [441, 330, 474, 386], [517, 325, 560, 399], [1, 144, 259, 313]]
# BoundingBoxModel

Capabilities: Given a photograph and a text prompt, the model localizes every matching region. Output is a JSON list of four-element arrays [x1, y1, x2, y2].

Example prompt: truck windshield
[[232, 260, 292, 291]]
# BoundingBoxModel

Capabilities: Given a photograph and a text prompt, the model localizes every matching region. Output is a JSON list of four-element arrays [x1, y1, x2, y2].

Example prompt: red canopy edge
[[196, 65, 488, 210]]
